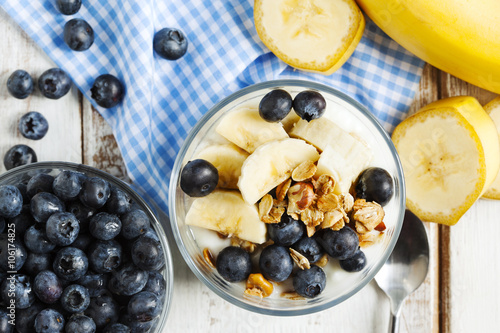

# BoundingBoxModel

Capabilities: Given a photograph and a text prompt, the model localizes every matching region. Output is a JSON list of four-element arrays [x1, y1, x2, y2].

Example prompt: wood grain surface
[[1, 6, 499, 333]]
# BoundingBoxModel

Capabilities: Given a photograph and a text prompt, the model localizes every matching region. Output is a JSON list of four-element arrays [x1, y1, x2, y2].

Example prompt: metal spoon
[[375, 209, 430, 333]]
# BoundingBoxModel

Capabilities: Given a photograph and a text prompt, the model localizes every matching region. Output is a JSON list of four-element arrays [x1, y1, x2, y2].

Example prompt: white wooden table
[[1, 7, 499, 332]]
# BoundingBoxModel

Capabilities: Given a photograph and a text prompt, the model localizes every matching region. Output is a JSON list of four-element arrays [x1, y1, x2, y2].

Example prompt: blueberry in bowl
[[0, 162, 173, 332]]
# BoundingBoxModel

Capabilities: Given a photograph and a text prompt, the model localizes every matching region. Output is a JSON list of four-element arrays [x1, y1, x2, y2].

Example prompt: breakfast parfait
[[177, 83, 397, 300]]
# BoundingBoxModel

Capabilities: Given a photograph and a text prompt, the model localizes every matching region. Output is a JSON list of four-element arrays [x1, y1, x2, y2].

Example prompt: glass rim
[[168, 79, 405, 316], [0, 161, 175, 327]]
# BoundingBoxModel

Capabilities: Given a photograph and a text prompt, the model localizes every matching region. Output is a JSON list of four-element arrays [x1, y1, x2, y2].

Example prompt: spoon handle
[[389, 312, 400, 333]]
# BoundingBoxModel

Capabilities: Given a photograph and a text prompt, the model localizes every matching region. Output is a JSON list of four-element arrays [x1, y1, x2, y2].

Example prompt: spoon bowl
[[375, 209, 430, 332]]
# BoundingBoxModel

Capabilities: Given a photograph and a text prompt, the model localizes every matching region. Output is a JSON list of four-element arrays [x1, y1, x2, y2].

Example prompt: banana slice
[[316, 144, 371, 194], [185, 190, 267, 244], [215, 107, 289, 154], [482, 97, 500, 200], [196, 144, 249, 190], [238, 138, 320, 204], [392, 96, 500, 225], [254, 0, 365, 75]]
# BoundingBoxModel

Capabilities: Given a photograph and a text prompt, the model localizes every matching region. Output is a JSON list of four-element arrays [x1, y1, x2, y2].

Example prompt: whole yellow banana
[[356, 0, 500, 93]]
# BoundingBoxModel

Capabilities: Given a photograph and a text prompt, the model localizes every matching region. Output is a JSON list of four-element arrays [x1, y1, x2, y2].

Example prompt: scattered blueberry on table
[[37, 68, 72, 100], [7, 69, 34, 99], [56, 0, 82, 15], [18, 111, 49, 140], [64, 18, 94, 52], [3, 144, 37, 170], [0, 168, 167, 332], [153, 27, 189, 60], [90, 74, 125, 108]]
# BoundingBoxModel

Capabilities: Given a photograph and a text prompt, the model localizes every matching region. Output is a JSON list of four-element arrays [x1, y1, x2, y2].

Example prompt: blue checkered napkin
[[1, 0, 424, 213]]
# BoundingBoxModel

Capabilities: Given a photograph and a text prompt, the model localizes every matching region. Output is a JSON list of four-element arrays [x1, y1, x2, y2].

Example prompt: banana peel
[[356, 0, 500, 94]]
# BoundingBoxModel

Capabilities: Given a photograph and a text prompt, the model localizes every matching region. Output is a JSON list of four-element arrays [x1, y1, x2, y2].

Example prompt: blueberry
[[0, 309, 14, 333], [30, 192, 65, 223], [53, 247, 88, 281], [316, 227, 359, 260], [65, 314, 96, 333], [89, 212, 121, 240], [24, 224, 56, 253], [291, 237, 324, 263], [259, 244, 293, 282], [3, 144, 37, 170], [38, 68, 72, 99], [292, 265, 326, 298], [215, 246, 252, 282], [0, 185, 23, 218], [339, 249, 367, 272], [180, 159, 218, 197], [46, 212, 80, 246], [267, 213, 305, 246], [131, 235, 165, 271], [66, 200, 95, 231], [6, 69, 33, 99], [26, 173, 55, 198], [0, 234, 27, 271], [16, 301, 46, 333], [33, 270, 63, 304], [153, 27, 188, 60], [18, 111, 49, 140], [108, 263, 148, 296], [85, 291, 119, 328], [120, 209, 150, 239], [258, 89, 293, 122], [128, 291, 161, 322], [23, 252, 52, 275], [52, 170, 85, 201], [56, 0, 82, 15], [355, 167, 394, 206], [64, 18, 94, 51], [72, 232, 92, 252], [79, 177, 111, 209], [105, 187, 132, 215], [88, 240, 122, 273], [142, 271, 166, 298], [77, 272, 109, 297], [293, 90, 326, 121], [103, 323, 130, 333], [15, 182, 30, 204], [61, 284, 91, 313], [90, 74, 125, 108], [120, 314, 155, 333], [0, 274, 35, 309], [35, 308, 65, 332]]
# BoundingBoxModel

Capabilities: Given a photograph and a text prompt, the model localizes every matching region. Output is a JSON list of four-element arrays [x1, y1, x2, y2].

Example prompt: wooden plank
[[439, 72, 499, 333], [0, 7, 82, 173], [399, 64, 441, 333]]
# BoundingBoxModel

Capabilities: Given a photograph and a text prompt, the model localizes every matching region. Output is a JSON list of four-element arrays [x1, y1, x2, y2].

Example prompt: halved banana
[[185, 190, 267, 244], [238, 138, 320, 204], [254, 0, 365, 75], [392, 96, 500, 225], [215, 107, 288, 154], [196, 144, 249, 190], [482, 97, 500, 200]]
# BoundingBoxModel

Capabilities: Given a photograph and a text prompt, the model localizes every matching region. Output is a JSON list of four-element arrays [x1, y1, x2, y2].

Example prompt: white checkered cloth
[[1, 0, 424, 212]]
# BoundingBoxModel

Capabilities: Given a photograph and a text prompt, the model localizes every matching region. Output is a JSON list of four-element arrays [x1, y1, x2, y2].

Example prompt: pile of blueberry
[[0, 168, 166, 332]]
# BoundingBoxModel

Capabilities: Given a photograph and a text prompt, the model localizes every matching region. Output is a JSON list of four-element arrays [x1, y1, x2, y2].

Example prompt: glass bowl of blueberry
[[169, 79, 406, 315], [0, 161, 173, 332]]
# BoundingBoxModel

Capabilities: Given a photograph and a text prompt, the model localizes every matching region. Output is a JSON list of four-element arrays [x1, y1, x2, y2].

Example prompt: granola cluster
[[258, 162, 386, 247]]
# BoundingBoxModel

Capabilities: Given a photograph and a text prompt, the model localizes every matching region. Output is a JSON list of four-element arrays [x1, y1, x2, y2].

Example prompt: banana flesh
[[482, 97, 500, 200]]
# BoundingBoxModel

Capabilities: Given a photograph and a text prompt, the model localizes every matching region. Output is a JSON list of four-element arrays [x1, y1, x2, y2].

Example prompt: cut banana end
[[238, 138, 320, 204], [196, 144, 249, 190], [215, 107, 288, 154], [185, 190, 267, 244], [482, 97, 500, 200], [392, 96, 500, 226], [254, 0, 365, 75]]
